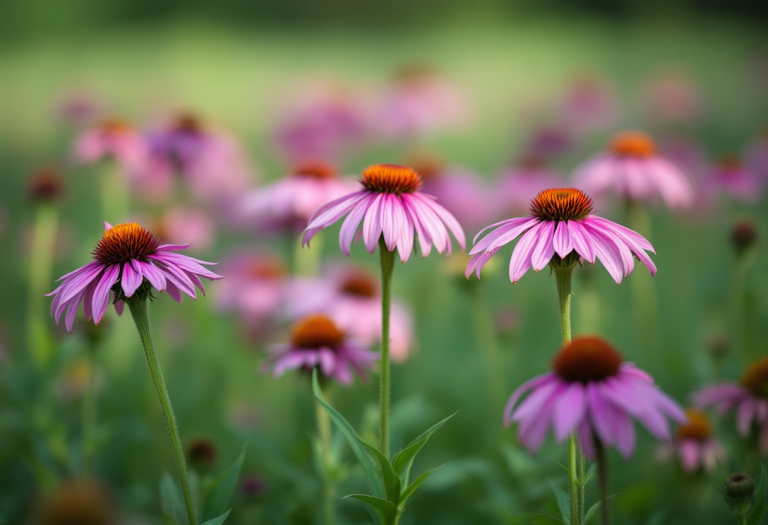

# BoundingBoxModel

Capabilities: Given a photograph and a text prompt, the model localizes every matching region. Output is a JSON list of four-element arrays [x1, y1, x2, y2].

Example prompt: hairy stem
[[379, 239, 396, 459]]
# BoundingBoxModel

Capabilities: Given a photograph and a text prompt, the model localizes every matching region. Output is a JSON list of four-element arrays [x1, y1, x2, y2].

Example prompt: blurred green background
[[1, 1, 768, 524]]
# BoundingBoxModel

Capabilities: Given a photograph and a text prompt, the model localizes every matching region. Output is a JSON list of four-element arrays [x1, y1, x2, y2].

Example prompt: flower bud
[[37, 478, 113, 525], [723, 472, 755, 518], [28, 167, 64, 204], [731, 220, 757, 255], [186, 438, 216, 472]]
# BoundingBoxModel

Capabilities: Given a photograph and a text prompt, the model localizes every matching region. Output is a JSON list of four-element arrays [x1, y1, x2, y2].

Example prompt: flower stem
[[554, 264, 574, 344], [379, 239, 396, 459], [594, 435, 610, 525], [315, 384, 337, 525], [27, 203, 58, 365], [81, 345, 98, 474], [127, 299, 197, 525]]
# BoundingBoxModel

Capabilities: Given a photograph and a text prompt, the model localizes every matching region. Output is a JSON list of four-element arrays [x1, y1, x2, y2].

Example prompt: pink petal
[[362, 193, 385, 253], [509, 222, 544, 283], [92, 265, 120, 325], [530, 221, 556, 272], [553, 382, 587, 441], [553, 221, 574, 259], [121, 261, 143, 297], [503, 373, 556, 426]]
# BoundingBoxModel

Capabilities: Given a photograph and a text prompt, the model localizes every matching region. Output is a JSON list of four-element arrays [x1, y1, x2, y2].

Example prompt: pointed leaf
[[583, 463, 597, 486], [362, 442, 401, 505], [202, 444, 246, 521], [312, 370, 384, 497], [343, 494, 398, 525], [160, 472, 186, 525], [748, 464, 768, 525], [201, 510, 231, 525], [548, 479, 571, 525], [391, 412, 456, 482], [584, 494, 619, 523], [399, 465, 443, 506]]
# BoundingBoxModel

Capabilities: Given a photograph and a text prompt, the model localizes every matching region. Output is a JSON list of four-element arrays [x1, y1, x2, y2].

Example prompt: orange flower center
[[407, 154, 445, 181], [674, 408, 712, 441], [174, 113, 203, 134], [530, 188, 594, 222], [293, 161, 337, 180], [246, 258, 285, 280], [741, 358, 768, 398], [552, 336, 623, 383], [718, 155, 742, 171], [360, 164, 422, 194], [339, 273, 377, 298], [609, 131, 656, 157], [92, 223, 161, 265], [290, 315, 345, 349], [99, 119, 132, 135]]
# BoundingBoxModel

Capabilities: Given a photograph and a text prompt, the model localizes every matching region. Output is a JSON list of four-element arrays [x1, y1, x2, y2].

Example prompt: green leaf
[[399, 465, 443, 506], [748, 464, 768, 525], [200, 509, 231, 525], [362, 442, 401, 505], [160, 472, 186, 525], [548, 479, 571, 525], [202, 444, 246, 521], [584, 494, 620, 524], [583, 463, 597, 486], [391, 412, 456, 483], [312, 370, 384, 498], [343, 494, 398, 525]]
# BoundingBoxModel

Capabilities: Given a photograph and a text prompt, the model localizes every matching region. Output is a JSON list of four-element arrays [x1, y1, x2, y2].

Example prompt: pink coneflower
[[47, 222, 222, 332], [265, 314, 377, 385], [745, 130, 768, 182], [504, 336, 687, 458], [73, 119, 146, 172], [701, 156, 762, 203], [467, 188, 656, 284], [497, 157, 564, 216], [244, 161, 358, 234], [643, 71, 705, 125], [573, 131, 694, 208], [656, 408, 726, 473], [302, 164, 466, 262], [158, 206, 215, 253], [140, 113, 253, 201], [282, 264, 413, 362], [561, 72, 620, 134], [693, 358, 768, 454], [524, 125, 574, 160]]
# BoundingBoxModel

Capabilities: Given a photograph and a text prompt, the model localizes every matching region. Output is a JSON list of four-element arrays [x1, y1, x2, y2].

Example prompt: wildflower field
[[1, 9, 768, 525]]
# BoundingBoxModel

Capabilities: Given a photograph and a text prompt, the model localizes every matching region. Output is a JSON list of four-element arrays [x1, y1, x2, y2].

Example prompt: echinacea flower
[[467, 188, 656, 284], [282, 264, 413, 362], [573, 131, 694, 208], [656, 408, 726, 473], [244, 161, 358, 234], [643, 71, 705, 125], [302, 164, 466, 262], [561, 72, 620, 134], [47, 222, 222, 332], [701, 156, 762, 203], [504, 336, 687, 458], [265, 314, 377, 385], [693, 358, 768, 454], [73, 119, 146, 172]]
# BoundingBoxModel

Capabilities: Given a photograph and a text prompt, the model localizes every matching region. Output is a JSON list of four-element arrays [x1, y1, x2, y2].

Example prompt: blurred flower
[[643, 71, 705, 125], [47, 222, 221, 332], [658, 135, 709, 183], [240, 474, 268, 497], [158, 206, 215, 253], [408, 153, 494, 234], [186, 438, 217, 472], [377, 64, 472, 140], [216, 251, 286, 334], [28, 166, 65, 204], [706, 335, 731, 361], [467, 188, 656, 284], [55, 91, 103, 128], [139, 112, 254, 202], [723, 473, 755, 519], [504, 336, 686, 458], [702, 156, 762, 203], [693, 357, 768, 454], [523, 125, 574, 160], [561, 72, 620, 134], [745, 129, 768, 182], [303, 164, 465, 263], [57, 358, 100, 400], [495, 306, 521, 337], [264, 314, 377, 385], [282, 264, 413, 362], [573, 131, 694, 208], [497, 156, 564, 216], [656, 408, 726, 473], [243, 161, 358, 234], [273, 82, 370, 161], [730, 219, 758, 255], [37, 478, 114, 525], [73, 119, 146, 173]]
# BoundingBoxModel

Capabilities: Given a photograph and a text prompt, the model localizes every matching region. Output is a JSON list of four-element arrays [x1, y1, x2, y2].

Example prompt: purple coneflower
[[265, 314, 377, 385], [505, 336, 686, 457], [693, 358, 768, 454], [573, 131, 694, 209], [656, 408, 726, 474], [702, 156, 762, 203], [244, 161, 358, 234], [47, 222, 221, 332], [467, 188, 655, 284], [303, 164, 465, 262], [73, 119, 146, 172]]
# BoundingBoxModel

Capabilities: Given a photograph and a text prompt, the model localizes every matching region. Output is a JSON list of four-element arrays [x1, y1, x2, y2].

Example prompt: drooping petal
[[567, 220, 596, 263], [530, 221, 556, 272], [338, 195, 372, 256], [121, 261, 143, 297], [139, 261, 167, 291], [679, 440, 700, 473], [411, 192, 466, 251], [552, 221, 575, 259], [165, 280, 183, 303], [553, 382, 587, 442], [503, 373, 556, 426], [92, 265, 121, 325], [509, 222, 544, 283], [470, 217, 537, 256], [362, 193, 385, 253]]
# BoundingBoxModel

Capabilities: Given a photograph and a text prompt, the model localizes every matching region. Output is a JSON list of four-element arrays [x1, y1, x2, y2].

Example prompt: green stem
[[127, 299, 197, 525], [81, 346, 98, 474], [554, 265, 574, 344], [737, 515, 748, 525], [315, 385, 336, 525], [379, 239, 396, 459], [27, 204, 58, 365], [101, 161, 129, 224], [594, 435, 610, 525]]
